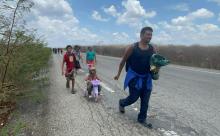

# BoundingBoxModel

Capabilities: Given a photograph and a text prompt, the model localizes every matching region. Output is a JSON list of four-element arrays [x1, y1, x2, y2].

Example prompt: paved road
[[43, 54, 158, 136], [43, 54, 220, 136], [95, 54, 220, 136]]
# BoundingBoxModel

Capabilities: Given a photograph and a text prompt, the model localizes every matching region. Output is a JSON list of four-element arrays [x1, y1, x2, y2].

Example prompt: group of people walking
[[61, 26, 167, 129], [52, 48, 63, 54]]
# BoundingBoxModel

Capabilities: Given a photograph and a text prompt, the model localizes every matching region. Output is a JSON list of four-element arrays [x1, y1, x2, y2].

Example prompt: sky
[[25, 0, 220, 47]]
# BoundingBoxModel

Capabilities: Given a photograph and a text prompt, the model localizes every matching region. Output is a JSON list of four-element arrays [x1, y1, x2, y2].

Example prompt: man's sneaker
[[119, 100, 125, 113], [138, 121, 153, 129], [66, 81, 70, 88]]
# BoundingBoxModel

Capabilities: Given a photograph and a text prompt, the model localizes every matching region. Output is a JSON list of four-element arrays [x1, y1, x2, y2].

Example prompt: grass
[[0, 32, 51, 134], [81, 45, 220, 70], [0, 119, 26, 136]]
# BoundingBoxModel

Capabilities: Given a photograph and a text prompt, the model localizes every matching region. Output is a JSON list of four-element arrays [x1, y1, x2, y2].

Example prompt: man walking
[[114, 27, 156, 128]]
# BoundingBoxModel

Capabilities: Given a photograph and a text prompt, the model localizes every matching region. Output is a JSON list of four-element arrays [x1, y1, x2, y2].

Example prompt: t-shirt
[[86, 51, 95, 61], [63, 52, 75, 73]]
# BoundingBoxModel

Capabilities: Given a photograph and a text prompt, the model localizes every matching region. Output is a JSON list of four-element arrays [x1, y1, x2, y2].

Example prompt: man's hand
[[155, 67, 160, 73]]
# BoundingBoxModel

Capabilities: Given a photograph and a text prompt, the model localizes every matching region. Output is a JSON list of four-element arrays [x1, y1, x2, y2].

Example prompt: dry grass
[[81, 44, 220, 70]]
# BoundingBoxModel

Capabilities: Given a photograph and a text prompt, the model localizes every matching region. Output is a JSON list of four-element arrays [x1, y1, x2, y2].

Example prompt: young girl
[[84, 67, 101, 101]]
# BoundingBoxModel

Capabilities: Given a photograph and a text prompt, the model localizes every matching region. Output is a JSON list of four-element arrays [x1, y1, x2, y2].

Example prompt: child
[[86, 47, 96, 69], [62, 45, 76, 94], [84, 67, 101, 101]]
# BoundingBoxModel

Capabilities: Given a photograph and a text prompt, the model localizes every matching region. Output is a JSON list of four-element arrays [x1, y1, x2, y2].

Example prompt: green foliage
[[0, 120, 26, 136], [0, 30, 51, 102]]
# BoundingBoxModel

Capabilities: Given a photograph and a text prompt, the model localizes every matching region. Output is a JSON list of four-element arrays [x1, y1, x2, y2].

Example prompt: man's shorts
[[65, 70, 75, 80]]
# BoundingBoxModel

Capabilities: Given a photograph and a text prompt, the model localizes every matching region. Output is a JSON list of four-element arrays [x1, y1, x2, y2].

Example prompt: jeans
[[120, 79, 152, 122]]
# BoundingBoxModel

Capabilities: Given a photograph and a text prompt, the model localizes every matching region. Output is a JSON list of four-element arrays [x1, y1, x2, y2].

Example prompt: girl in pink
[[84, 67, 101, 101]]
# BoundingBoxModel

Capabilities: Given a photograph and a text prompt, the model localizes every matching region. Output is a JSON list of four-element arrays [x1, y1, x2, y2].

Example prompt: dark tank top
[[126, 42, 155, 75]]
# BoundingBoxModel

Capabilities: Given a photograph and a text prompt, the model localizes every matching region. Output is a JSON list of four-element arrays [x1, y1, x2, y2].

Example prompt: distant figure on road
[[57, 48, 60, 54], [114, 26, 156, 129], [60, 48, 63, 54], [62, 45, 76, 94], [86, 47, 96, 69]]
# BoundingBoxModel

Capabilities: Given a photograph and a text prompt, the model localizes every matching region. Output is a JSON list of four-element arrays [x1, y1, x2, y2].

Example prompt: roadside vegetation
[[0, 0, 51, 134], [81, 44, 220, 70]]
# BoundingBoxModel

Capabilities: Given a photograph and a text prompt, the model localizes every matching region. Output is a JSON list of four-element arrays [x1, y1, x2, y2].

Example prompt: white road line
[[133, 107, 138, 111], [158, 128, 180, 136], [100, 82, 115, 93], [169, 65, 220, 75]]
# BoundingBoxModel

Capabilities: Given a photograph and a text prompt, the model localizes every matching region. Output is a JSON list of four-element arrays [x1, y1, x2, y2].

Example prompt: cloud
[[190, 8, 214, 18], [26, 0, 101, 47], [170, 3, 190, 12], [155, 19, 220, 45], [155, 8, 220, 45], [31, 0, 74, 19], [104, 0, 156, 27], [171, 8, 214, 25], [153, 31, 172, 44], [112, 32, 132, 43], [117, 0, 156, 25], [91, 10, 109, 22], [144, 20, 159, 30], [104, 5, 119, 17], [196, 23, 220, 32]]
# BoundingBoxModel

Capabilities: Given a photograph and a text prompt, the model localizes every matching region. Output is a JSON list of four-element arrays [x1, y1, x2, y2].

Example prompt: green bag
[[150, 54, 170, 80]]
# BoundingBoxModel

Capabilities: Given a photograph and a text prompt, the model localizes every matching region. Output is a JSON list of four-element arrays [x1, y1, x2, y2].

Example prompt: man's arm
[[114, 45, 133, 80]]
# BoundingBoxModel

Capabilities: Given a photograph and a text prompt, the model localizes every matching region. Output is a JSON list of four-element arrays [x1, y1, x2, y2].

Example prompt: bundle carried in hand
[[150, 54, 170, 80]]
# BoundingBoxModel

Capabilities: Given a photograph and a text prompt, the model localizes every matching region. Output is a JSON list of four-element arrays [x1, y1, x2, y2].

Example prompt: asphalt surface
[[43, 54, 158, 136], [44, 54, 220, 136]]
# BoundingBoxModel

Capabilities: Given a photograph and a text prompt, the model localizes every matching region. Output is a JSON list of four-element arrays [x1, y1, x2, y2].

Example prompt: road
[[43, 54, 220, 136]]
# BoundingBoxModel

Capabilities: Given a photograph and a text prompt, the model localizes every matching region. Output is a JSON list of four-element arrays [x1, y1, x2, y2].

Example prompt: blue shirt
[[124, 68, 152, 91]]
